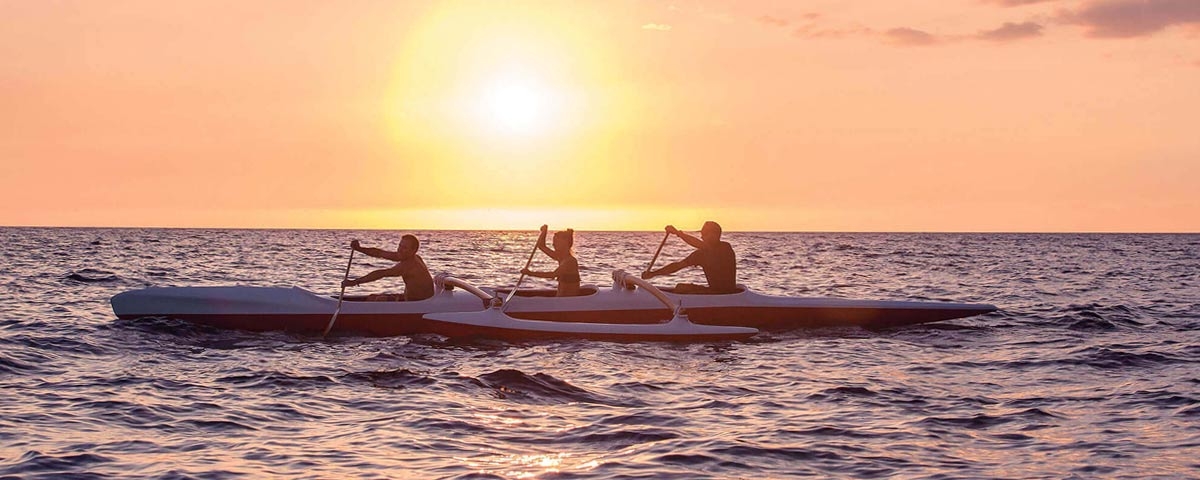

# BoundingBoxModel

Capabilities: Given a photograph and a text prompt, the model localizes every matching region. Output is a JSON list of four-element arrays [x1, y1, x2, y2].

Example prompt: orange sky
[[2, 0, 1197, 232]]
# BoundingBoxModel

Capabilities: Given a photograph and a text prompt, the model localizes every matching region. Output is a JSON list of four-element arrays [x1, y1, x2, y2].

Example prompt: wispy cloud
[[976, 21, 1044, 41], [1062, 0, 1200, 38], [757, 12, 871, 40], [886, 27, 940, 46], [756, 1, 1197, 47], [642, 23, 672, 31], [757, 15, 789, 27], [793, 25, 874, 40], [981, 0, 1061, 6]]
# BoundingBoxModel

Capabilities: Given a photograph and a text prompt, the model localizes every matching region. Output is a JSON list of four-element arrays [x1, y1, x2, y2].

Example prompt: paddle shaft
[[502, 236, 540, 310], [645, 231, 671, 274], [323, 246, 356, 337]]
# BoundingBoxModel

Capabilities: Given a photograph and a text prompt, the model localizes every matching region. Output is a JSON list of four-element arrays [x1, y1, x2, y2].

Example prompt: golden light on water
[[472, 412, 524, 426], [474, 453, 567, 478], [458, 408, 602, 478]]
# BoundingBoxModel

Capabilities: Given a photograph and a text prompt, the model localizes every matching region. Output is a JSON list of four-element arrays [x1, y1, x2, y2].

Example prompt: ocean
[[1, 228, 1197, 478]]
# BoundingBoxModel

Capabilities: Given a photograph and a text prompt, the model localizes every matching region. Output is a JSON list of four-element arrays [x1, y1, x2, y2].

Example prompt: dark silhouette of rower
[[342, 235, 434, 301], [520, 225, 583, 297], [641, 221, 738, 294]]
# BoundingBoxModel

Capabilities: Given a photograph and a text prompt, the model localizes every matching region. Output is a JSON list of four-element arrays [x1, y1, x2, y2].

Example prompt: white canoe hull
[[499, 285, 996, 331], [111, 284, 996, 337]]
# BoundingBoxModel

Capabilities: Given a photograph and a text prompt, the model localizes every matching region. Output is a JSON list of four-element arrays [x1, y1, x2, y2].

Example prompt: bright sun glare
[[478, 74, 554, 136], [387, 3, 631, 210]]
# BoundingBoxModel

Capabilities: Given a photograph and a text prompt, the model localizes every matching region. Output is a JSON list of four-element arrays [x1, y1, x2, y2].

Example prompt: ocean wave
[[1113, 389, 1199, 408], [178, 418, 259, 432], [0, 358, 36, 377], [75, 399, 175, 428], [4, 333, 110, 358], [1, 450, 116, 477], [916, 408, 1059, 430], [824, 386, 878, 396], [596, 411, 686, 428], [714, 443, 847, 462], [474, 369, 610, 405], [108, 316, 224, 337], [786, 425, 886, 438], [346, 368, 437, 389], [1050, 303, 1149, 330], [215, 371, 336, 389], [62, 269, 121, 284], [1070, 346, 1189, 369], [558, 428, 679, 446]]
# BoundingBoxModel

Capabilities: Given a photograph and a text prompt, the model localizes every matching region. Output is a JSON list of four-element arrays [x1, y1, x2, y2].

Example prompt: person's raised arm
[[668, 226, 704, 249], [351, 239, 402, 262], [535, 225, 560, 261]]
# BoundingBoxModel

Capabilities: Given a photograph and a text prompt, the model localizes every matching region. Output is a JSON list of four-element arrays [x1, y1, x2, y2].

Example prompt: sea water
[[1, 228, 1197, 478]]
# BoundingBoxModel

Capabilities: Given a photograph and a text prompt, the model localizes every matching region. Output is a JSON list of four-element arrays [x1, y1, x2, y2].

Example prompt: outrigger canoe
[[501, 270, 996, 331], [110, 270, 997, 340], [419, 273, 758, 342]]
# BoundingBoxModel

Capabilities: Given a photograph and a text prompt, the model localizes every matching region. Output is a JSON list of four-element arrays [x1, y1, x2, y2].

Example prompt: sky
[[1, 0, 1197, 232]]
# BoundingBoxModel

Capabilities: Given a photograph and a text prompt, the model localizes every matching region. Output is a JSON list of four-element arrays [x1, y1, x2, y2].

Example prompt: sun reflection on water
[[462, 452, 606, 479], [471, 411, 524, 426], [458, 407, 606, 477]]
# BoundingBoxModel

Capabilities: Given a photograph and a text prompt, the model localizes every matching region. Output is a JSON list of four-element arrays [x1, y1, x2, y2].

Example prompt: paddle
[[644, 230, 671, 276], [501, 228, 542, 311], [322, 243, 356, 337]]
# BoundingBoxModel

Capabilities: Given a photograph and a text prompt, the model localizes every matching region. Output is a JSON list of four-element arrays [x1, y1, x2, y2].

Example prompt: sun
[[477, 73, 555, 136], [384, 2, 637, 205], [387, 4, 603, 143]]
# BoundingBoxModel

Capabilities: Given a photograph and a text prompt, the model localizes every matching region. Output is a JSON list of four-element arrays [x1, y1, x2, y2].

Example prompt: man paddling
[[341, 235, 435, 301], [641, 221, 738, 294]]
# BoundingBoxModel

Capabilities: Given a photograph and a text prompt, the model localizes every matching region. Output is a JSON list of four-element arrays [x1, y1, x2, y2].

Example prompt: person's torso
[[398, 255, 435, 300], [555, 256, 581, 284], [698, 241, 736, 291], [555, 256, 581, 296]]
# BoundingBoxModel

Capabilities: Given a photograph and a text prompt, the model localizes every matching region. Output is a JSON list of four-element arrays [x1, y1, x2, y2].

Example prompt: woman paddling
[[520, 225, 582, 297]]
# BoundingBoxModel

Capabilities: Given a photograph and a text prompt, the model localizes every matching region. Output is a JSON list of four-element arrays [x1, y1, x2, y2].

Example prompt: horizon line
[[3, 224, 1197, 235]]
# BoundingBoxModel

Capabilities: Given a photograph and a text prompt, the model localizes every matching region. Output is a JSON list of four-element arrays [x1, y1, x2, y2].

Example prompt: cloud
[[752, 12, 869, 39], [1062, 0, 1200, 38], [982, 0, 1060, 6], [977, 21, 1044, 41], [792, 24, 874, 40], [885, 27, 940, 46], [758, 13, 821, 29], [641, 23, 672, 31], [757, 15, 789, 27]]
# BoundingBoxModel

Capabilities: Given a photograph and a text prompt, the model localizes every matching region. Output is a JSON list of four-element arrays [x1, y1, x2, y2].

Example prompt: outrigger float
[[111, 270, 996, 341]]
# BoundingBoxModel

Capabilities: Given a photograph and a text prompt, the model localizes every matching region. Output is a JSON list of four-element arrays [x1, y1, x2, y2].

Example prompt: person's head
[[397, 234, 420, 260], [553, 229, 575, 254], [700, 221, 722, 243]]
